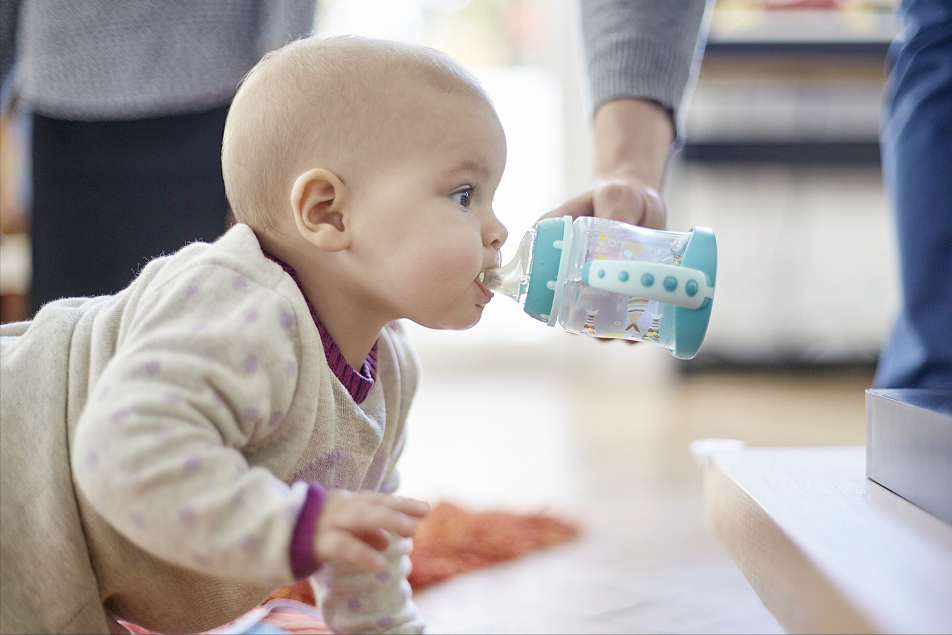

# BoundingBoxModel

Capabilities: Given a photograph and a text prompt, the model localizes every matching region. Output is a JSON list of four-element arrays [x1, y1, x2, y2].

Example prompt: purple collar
[[263, 252, 377, 404]]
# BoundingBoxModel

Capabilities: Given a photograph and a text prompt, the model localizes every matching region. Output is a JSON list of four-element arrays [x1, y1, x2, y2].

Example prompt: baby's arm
[[72, 262, 319, 588]]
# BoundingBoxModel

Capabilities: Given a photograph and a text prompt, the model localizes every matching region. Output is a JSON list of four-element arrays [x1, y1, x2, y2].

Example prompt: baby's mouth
[[478, 252, 502, 284], [475, 271, 494, 303]]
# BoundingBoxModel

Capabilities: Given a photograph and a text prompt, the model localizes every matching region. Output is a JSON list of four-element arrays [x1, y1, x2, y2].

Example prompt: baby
[[0, 35, 508, 634]]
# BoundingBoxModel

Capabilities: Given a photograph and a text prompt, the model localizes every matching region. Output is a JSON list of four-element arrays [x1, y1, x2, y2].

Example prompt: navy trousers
[[29, 105, 231, 314], [874, 0, 952, 390]]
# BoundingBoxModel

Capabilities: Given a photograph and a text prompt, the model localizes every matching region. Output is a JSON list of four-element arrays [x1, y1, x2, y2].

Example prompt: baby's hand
[[314, 491, 429, 573]]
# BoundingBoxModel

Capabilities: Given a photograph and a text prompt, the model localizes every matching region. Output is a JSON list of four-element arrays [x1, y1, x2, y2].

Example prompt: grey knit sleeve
[[254, 0, 317, 56], [580, 0, 710, 118], [0, 0, 20, 95]]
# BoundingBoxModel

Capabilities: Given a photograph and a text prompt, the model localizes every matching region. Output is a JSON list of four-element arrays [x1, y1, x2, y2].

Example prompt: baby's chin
[[415, 306, 485, 332]]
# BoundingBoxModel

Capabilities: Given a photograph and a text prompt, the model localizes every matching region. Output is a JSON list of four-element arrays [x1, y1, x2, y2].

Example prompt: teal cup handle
[[580, 260, 713, 310]]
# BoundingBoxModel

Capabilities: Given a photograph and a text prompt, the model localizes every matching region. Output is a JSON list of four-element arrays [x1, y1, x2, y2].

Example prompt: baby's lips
[[478, 253, 502, 284], [475, 277, 493, 302]]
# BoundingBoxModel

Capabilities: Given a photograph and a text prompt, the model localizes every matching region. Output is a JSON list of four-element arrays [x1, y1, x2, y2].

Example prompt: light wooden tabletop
[[702, 445, 952, 634]]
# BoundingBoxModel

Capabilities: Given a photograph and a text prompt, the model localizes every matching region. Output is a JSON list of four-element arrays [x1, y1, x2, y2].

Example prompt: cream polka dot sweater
[[0, 224, 423, 634]]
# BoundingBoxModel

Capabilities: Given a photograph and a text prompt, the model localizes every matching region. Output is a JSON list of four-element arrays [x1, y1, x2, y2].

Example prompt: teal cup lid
[[672, 226, 717, 359], [524, 217, 569, 323]]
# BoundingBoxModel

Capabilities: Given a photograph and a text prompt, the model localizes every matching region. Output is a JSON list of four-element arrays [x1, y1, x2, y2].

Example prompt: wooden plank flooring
[[396, 341, 872, 633]]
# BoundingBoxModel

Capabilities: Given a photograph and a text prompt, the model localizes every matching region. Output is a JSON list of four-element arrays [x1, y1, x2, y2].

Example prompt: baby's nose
[[486, 214, 508, 249]]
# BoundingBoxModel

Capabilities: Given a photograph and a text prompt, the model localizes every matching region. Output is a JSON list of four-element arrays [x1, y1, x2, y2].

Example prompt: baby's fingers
[[319, 530, 388, 573], [387, 496, 430, 519], [358, 526, 392, 552], [345, 500, 422, 539]]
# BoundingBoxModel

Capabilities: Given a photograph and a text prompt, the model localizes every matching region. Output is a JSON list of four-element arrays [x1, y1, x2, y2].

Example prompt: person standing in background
[[0, 1, 316, 314], [873, 0, 952, 391], [563, 0, 950, 391]]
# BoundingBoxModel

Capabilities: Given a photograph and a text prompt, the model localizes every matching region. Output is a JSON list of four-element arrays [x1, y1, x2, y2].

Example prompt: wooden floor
[[396, 338, 873, 634]]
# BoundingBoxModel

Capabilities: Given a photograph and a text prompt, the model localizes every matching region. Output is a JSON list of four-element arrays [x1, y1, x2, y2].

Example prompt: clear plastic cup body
[[556, 217, 691, 346]]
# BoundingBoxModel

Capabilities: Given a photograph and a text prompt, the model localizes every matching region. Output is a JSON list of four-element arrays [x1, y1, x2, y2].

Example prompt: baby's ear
[[290, 168, 351, 252]]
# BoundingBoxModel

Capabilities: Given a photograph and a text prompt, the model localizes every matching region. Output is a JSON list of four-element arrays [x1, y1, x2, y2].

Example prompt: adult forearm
[[593, 98, 675, 191], [580, 0, 710, 116]]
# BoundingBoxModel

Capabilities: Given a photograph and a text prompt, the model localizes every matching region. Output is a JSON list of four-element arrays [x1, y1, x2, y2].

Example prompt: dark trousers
[[874, 0, 952, 390], [29, 105, 231, 313]]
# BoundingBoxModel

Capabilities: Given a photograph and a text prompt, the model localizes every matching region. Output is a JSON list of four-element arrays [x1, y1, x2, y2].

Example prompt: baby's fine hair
[[222, 35, 493, 234]]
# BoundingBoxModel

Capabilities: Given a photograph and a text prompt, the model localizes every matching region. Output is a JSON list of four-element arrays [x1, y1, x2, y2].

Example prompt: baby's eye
[[451, 187, 474, 209]]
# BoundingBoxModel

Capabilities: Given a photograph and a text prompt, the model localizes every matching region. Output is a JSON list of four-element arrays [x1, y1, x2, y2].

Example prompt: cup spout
[[480, 230, 534, 305]]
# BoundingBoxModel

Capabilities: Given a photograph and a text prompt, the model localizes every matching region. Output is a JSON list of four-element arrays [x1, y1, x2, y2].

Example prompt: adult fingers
[[591, 180, 666, 230], [537, 179, 667, 230], [537, 189, 594, 223]]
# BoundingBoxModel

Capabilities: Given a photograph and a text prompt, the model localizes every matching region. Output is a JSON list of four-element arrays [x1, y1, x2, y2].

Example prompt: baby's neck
[[306, 290, 384, 370], [259, 233, 386, 370]]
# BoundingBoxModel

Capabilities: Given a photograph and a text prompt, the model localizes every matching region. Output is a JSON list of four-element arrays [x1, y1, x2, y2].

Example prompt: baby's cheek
[[415, 261, 476, 316], [424, 244, 479, 285]]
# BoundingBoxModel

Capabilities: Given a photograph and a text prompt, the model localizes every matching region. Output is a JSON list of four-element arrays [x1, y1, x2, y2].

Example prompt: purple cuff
[[290, 482, 326, 580]]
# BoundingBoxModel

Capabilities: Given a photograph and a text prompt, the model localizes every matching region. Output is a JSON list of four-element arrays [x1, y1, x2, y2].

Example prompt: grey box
[[866, 389, 952, 525]]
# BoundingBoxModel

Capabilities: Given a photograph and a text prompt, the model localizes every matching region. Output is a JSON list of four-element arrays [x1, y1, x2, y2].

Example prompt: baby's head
[[223, 36, 508, 333], [223, 35, 495, 235]]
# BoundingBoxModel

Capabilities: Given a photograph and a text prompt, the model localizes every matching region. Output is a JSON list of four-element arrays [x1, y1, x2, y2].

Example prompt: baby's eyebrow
[[448, 159, 488, 179]]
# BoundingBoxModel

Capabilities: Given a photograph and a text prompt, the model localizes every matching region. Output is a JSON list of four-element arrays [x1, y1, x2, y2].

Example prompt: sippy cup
[[481, 216, 717, 359]]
